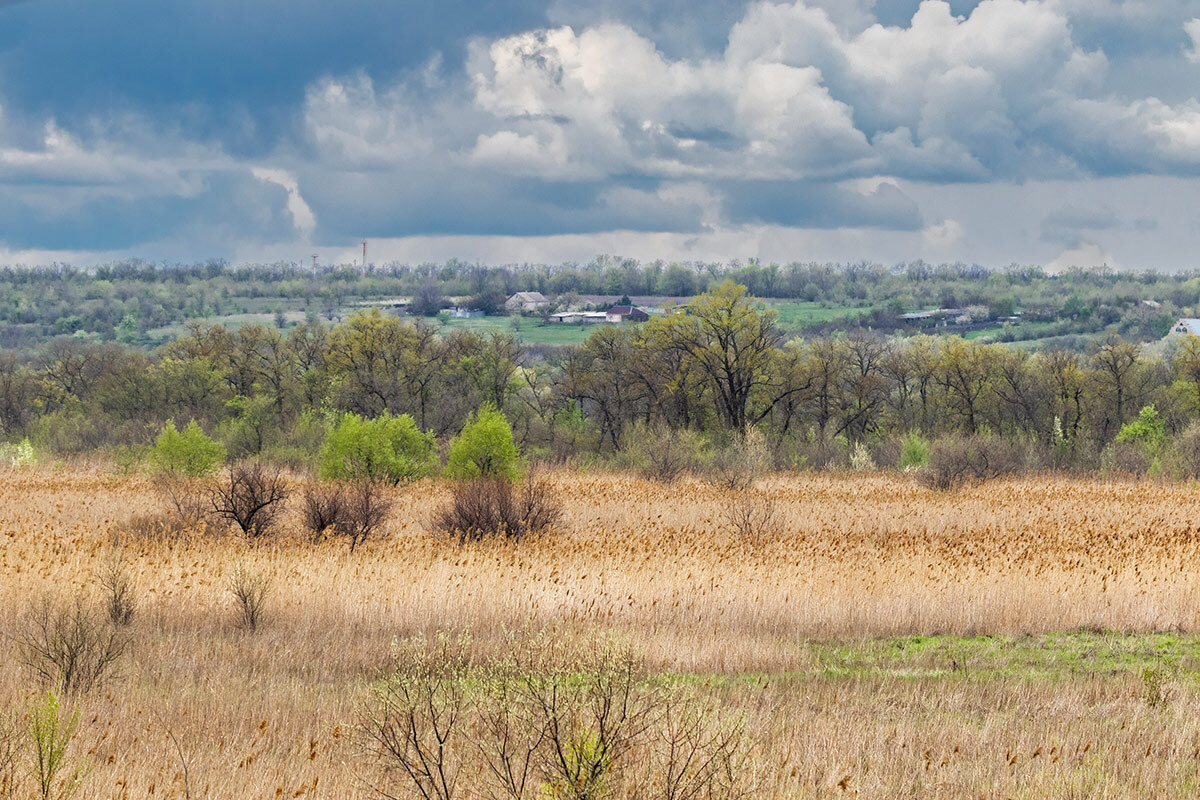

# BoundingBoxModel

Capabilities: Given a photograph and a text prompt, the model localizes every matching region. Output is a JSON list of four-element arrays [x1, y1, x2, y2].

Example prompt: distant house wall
[[1169, 319, 1200, 336], [505, 292, 550, 313], [606, 305, 650, 323]]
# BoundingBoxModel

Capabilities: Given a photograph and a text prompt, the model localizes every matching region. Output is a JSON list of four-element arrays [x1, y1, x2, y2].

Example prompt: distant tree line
[[4, 281, 1200, 476], [0, 257, 1195, 349]]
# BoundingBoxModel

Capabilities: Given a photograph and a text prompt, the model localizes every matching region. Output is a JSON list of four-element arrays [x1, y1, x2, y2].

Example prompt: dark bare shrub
[[301, 481, 348, 543], [362, 635, 757, 800], [16, 596, 127, 696], [645, 691, 754, 800], [342, 480, 395, 551], [435, 475, 561, 543], [207, 462, 289, 539], [303, 480, 394, 551], [229, 561, 271, 632], [720, 491, 780, 544], [361, 633, 473, 800], [99, 555, 136, 627]]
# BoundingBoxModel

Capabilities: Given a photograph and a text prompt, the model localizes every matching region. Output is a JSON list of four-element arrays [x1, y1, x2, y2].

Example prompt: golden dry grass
[[3, 466, 1200, 797]]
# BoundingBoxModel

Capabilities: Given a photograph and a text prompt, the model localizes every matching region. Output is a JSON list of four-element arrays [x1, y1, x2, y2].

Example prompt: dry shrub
[[721, 491, 781, 544], [114, 476, 212, 544], [0, 712, 18, 798], [435, 475, 562, 543], [920, 434, 1031, 490], [207, 462, 289, 539], [709, 428, 772, 491], [228, 561, 272, 632], [16, 595, 128, 696], [362, 634, 755, 800], [301, 479, 394, 551], [622, 422, 707, 483], [99, 555, 136, 627], [1166, 423, 1200, 480], [1100, 440, 1152, 476], [153, 475, 211, 531], [361, 633, 472, 800], [301, 481, 347, 542]]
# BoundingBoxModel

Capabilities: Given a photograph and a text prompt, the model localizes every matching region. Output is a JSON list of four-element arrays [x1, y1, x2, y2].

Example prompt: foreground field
[[3, 468, 1200, 797]]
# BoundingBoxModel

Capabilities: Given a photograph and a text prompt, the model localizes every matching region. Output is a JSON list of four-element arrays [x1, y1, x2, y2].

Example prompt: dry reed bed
[[2, 468, 1200, 797], [3, 468, 1199, 647]]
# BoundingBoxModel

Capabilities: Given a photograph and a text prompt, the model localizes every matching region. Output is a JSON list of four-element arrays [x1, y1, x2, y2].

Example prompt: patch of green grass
[[437, 316, 595, 346], [788, 631, 1200, 683], [767, 300, 865, 330]]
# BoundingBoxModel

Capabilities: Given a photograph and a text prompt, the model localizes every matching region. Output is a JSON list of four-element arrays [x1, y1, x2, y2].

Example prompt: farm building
[[505, 291, 550, 313], [606, 305, 650, 323], [547, 311, 607, 324]]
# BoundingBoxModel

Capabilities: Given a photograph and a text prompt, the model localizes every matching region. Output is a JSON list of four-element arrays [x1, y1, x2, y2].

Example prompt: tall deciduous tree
[[659, 281, 781, 433]]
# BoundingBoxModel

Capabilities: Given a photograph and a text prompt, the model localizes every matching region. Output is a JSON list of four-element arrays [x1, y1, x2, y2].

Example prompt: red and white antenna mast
[[362, 240, 368, 275]]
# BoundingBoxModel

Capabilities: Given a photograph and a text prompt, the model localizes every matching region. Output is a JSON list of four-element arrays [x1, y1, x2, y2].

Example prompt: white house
[[1168, 319, 1200, 336], [547, 311, 607, 324]]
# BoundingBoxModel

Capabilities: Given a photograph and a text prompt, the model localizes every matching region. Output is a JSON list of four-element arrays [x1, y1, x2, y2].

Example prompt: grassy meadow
[[3, 467, 1200, 797]]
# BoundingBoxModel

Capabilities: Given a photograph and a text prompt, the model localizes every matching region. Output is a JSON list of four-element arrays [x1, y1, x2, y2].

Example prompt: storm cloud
[[1, 0, 1200, 268]]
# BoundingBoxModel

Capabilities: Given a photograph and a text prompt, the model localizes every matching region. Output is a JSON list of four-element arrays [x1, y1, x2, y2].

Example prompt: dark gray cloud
[[721, 180, 923, 231], [0, 171, 297, 250], [0, 0, 1199, 265], [1040, 205, 1122, 244]]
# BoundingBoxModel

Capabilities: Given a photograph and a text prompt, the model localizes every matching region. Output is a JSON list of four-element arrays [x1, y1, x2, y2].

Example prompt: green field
[[767, 299, 865, 330], [437, 315, 596, 346]]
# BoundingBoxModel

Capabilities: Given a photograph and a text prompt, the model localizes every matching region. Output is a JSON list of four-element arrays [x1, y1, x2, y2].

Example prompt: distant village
[[450, 291, 659, 325]]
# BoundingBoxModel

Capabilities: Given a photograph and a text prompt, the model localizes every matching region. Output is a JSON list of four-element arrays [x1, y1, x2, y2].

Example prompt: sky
[[2, 0, 1200, 269]]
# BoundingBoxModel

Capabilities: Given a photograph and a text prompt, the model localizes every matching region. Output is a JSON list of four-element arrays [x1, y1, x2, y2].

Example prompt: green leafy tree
[[444, 406, 522, 481], [654, 281, 782, 433], [318, 412, 437, 484], [1115, 404, 1167, 453], [113, 313, 139, 344], [151, 419, 225, 477], [223, 394, 280, 458]]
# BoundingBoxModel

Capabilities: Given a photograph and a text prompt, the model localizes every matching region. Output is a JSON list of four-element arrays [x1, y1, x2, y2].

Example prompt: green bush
[[445, 406, 522, 482], [222, 394, 281, 459], [1115, 405, 1167, 454], [898, 433, 932, 470], [318, 412, 436, 484], [29, 690, 82, 800], [1, 437, 35, 468], [151, 420, 225, 478]]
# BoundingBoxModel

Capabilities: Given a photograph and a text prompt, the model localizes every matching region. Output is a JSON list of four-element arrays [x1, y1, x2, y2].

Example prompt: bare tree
[[16, 595, 128, 696], [361, 635, 473, 800], [207, 462, 289, 539]]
